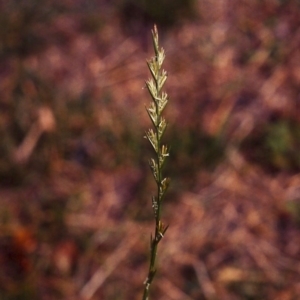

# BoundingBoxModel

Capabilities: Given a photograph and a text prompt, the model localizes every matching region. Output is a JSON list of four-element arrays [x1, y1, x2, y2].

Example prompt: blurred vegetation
[[241, 116, 300, 172], [1, 0, 300, 299], [117, 0, 197, 31]]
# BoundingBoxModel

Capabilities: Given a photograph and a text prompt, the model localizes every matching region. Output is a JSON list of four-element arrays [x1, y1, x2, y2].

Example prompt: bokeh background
[[1, 0, 300, 299]]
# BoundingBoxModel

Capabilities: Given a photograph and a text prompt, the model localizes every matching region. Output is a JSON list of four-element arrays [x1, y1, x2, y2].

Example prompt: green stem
[[142, 24, 170, 300]]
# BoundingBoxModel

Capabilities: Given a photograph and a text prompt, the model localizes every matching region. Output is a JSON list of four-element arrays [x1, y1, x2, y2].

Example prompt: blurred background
[[1, 0, 300, 299]]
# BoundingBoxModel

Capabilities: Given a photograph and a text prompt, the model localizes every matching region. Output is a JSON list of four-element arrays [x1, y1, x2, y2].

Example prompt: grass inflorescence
[[142, 25, 170, 300]]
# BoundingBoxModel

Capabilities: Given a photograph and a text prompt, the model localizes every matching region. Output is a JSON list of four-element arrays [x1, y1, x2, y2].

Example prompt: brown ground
[[1, 1, 300, 299]]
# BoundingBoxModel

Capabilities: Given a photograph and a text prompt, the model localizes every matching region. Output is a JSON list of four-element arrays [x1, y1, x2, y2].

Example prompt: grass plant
[[142, 25, 170, 300]]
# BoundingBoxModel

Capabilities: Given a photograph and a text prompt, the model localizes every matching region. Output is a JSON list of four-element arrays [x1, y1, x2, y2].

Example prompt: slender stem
[[142, 25, 170, 300]]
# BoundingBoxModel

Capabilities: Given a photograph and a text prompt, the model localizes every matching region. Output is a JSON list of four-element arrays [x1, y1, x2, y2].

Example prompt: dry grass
[[1, 1, 300, 299]]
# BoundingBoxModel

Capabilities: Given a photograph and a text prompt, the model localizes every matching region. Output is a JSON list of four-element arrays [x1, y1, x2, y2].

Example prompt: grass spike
[[142, 24, 170, 300]]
